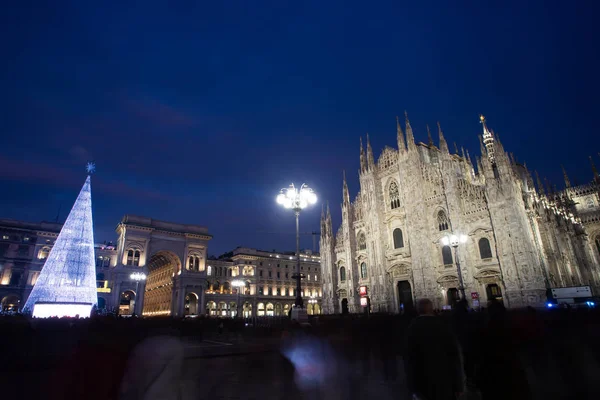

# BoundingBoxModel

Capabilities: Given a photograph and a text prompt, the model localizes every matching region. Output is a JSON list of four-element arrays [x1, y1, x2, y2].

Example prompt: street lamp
[[130, 272, 147, 315], [440, 234, 468, 300], [231, 279, 245, 318], [276, 183, 317, 309]]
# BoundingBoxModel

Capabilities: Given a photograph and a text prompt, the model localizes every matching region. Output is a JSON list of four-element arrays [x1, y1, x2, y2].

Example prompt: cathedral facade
[[319, 114, 600, 313]]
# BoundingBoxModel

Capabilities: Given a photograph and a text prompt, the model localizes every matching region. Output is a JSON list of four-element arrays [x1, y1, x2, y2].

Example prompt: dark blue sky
[[2, 1, 599, 255]]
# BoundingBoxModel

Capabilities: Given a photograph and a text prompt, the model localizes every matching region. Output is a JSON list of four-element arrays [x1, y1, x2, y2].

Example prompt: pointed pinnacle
[[590, 156, 599, 178], [561, 165, 571, 188], [426, 124, 433, 146], [454, 142, 459, 154]]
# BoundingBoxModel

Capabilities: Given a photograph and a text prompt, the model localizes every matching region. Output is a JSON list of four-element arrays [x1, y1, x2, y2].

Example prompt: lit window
[[23, 237, 30, 242], [2, 235, 8, 240], [207, 265, 212, 276], [38, 247, 50, 260]]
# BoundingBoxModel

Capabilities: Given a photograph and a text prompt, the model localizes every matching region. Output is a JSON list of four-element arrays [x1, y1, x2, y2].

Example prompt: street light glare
[[459, 234, 468, 243], [231, 279, 245, 287], [441, 236, 450, 246]]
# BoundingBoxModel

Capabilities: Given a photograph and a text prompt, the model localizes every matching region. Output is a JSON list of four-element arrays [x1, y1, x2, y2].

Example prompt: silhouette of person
[[404, 298, 464, 400]]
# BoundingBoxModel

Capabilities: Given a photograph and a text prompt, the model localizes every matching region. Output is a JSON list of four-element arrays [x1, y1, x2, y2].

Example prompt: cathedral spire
[[366, 133, 375, 168], [426, 124, 434, 147], [479, 114, 496, 164], [396, 116, 406, 152], [359, 137, 366, 172], [453, 142, 459, 155], [342, 170, 350, 204], [561, 165, 571, 188], [534, 171, 544, 195], [437, 121, 449, 153], [590, 156, 600, 182], [405, 111, 416, 150], [461, 146, 466, 159]]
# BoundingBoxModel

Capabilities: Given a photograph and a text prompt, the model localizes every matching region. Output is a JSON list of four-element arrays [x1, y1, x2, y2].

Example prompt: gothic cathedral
[[319, 113, 600, 313]]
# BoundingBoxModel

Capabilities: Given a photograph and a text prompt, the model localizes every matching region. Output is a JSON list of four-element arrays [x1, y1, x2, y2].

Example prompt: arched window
[[207, 265, 212, 276], [358, 233, 367, 251], [478, 238, 493, 259], [38, 247, 50, 260], [188, 255, 201, 271], [360, 262, 367, 279], [442, 245, 453, 265], [393, 228, 404, 249], [126, 249, 141, 266], [389, 181, 401, 209], [339, 266, 346, 282], [437, 211, 449, 231]]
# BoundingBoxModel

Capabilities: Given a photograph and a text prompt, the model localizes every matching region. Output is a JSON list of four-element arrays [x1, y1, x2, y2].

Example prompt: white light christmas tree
[[24, 164, 98, 318]]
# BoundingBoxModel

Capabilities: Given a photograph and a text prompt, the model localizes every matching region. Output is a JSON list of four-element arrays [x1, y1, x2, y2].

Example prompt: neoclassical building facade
[[320, 114, 600, 314], [2, 214, 322, 317]]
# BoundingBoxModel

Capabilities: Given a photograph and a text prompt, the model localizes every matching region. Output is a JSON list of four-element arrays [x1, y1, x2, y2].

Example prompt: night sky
[[2, 1, 599, 256]]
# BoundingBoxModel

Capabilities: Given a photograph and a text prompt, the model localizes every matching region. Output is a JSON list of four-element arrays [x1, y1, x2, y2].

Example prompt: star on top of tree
[[86, 162, 96, 175]]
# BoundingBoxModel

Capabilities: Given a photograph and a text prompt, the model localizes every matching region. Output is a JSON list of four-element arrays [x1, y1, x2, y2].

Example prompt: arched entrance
[[313, 303, 321, 314], [447, 288, 459, 306], [243, 302, 252, 318], [341, 298, 349, 314], [257, 302, 265, 316], [1, 295, 20, 312], [206, 301, 217, 316], [119, 290, 136, 315], [229, 302, 237, 318], [143, 251, 181, 316], [185, 292, 199, 316], [274, 303, 282, 316], [97, 297, 106, 310], [486, 284, 503, 303], [397, 280, 414, 313], [307, 303, 314, 315], [266, 303, 274, 316], [218, 301, 227, 316]]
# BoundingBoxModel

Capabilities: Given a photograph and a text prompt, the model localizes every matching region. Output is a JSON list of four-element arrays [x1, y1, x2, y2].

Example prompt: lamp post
[[276, 183, 317, 309], [231, 279, 245, 318], [130, 272, 147, 315], [441, 234, 468, 301]]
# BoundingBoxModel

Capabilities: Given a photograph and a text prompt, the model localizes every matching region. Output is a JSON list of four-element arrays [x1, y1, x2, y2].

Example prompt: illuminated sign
[[359, 286, 368, 296], [360, 297, 368, 307]]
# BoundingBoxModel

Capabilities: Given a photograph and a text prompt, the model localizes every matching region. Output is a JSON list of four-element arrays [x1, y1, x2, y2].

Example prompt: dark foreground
[[2, 306, 600, 400]]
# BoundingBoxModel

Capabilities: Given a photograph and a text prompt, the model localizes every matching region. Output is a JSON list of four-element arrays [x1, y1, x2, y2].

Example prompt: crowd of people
[[1, 301, 599, 399]]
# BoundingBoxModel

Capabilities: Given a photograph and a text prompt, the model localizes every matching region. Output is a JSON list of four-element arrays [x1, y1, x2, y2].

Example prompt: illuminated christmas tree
[[24, 163, 98, 318]]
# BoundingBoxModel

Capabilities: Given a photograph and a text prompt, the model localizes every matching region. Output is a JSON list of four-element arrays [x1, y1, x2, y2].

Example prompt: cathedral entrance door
[[396, 280, 413, 313], [341, 298, 349, 314], [486, 284, 503, 303], [447, 288, 459, 307]]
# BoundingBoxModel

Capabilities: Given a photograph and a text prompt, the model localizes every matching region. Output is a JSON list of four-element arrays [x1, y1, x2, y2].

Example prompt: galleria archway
[[142, 251, 181, 316]]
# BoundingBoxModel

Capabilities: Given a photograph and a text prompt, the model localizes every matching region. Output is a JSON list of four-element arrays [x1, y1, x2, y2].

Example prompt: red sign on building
[[471, 292, 479, 300], [359, 286, 368, 297]]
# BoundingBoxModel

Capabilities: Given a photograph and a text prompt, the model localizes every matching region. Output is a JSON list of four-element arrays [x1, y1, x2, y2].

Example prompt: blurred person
[[405, 298, 464, 400], [119, 335, 184, 400], [478, 300, 530, 400]]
